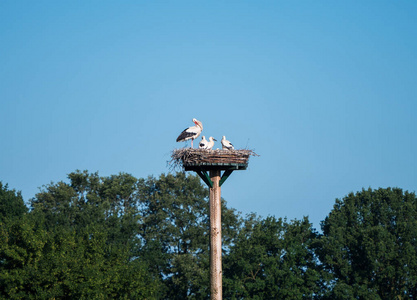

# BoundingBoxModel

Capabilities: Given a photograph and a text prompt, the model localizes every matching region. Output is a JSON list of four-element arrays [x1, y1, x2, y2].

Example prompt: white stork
[[176, 118, 203, 148], [221, 136, 234, 150], [206, 136, 217, 150], [199, 136, 208, 149]]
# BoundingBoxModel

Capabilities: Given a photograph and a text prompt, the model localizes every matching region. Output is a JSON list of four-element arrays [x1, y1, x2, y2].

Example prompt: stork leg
[[191, 139, 194, 148]]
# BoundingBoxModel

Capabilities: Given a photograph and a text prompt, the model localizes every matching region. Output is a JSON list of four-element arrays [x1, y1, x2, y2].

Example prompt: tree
[[0, 214, 161, 299], [318, 187, 417, 299], [30, 170, 142, 246], [0, 182, 27, 222], [0, 171, 163, 299], [22, 171, 245, 299], [223, 214, 324, 299]]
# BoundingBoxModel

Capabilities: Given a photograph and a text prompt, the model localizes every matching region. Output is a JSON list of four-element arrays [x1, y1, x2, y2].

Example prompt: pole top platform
[[183, 162, 248, 172]]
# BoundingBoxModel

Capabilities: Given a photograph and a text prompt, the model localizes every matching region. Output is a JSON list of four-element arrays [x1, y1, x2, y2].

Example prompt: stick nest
[[169, 148, 259, 171]]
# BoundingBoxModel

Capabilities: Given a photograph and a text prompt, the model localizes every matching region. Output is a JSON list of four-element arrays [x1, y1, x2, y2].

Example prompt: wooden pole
[[209, 170, 222, 300]]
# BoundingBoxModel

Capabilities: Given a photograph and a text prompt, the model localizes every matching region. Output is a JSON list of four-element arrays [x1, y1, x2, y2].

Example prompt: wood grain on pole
[[209, 170, 222, 300]]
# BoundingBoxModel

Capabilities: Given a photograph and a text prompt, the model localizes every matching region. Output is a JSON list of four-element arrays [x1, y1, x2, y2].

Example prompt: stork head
[[192, 118, 203, 130]]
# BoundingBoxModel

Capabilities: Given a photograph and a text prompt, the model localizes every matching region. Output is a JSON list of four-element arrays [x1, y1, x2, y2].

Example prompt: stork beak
[[213, 138, 217, 141]]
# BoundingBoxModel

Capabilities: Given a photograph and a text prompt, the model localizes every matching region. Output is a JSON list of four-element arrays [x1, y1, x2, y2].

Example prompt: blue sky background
[[1, 1, 416, 230]]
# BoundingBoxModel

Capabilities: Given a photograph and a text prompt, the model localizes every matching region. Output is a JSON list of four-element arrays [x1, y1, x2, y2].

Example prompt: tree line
[[1, 171, 416, 299]]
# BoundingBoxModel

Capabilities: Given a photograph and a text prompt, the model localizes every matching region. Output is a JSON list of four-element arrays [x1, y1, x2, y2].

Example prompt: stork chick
[[221, 136, 234, 150], [199, 136, 208, 149], [206, 136, 217, 150]]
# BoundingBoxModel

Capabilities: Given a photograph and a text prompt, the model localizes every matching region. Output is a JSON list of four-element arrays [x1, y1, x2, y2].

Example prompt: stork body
[[176, 118, 203, 148], [199, 136, 208, 149], [221, 136, 234, 150], [206, 137, 217, 150]]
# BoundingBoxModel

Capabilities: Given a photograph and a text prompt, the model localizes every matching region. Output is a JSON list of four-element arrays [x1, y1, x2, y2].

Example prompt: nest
[[169, 148, 259, 171]]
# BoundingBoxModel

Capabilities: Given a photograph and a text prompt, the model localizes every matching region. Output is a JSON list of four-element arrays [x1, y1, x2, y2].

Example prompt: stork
[[176, 118, 203, 148], [199, 136, 208, 149], [206, 136, 217, 150], [221, 136, 234, 150]]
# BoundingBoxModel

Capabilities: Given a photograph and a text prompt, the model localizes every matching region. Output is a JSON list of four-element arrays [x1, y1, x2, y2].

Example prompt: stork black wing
[[176, 129, 196, 142]]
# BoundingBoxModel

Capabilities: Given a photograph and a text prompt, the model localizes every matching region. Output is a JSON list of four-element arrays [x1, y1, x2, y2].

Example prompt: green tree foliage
[[31, 171, 143, 248], [0, 182, 27, 222], [3, 171, 417, 299], [224, 214, 324, 299], [318, 187, 417, 299], [1, 171, 161, 299], [1, 171, 242, 299], [1, 215, 160, 299]]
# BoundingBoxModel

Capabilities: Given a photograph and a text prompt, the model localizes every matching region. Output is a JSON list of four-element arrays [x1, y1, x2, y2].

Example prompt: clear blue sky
[[1, 1, 416, 230]]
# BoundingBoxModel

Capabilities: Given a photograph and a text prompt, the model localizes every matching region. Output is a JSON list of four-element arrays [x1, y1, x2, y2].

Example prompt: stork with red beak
[[176, 118, 203, 148]]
